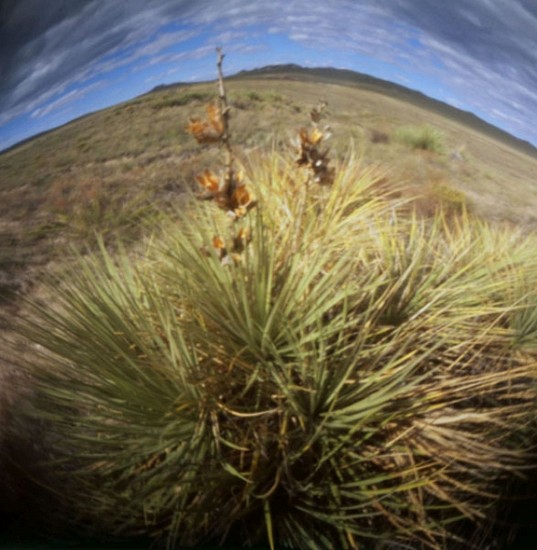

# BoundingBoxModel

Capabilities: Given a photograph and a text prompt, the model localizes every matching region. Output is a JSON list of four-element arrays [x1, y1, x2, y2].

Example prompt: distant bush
[[369, 128, 390, 144], [396, 124, 445, 152], [431, 182, 467, 211], [408, 182, 469, 219], [151, 91, 213, 110], [247, 91, 263, 102]]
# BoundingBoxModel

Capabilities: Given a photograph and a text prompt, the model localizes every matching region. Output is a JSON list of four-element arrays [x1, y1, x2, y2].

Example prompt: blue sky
[[1, 0, 537, 152]]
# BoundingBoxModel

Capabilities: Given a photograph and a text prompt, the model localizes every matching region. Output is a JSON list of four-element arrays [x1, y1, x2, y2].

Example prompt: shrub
[[247, 91, 263, 102], [369, 128, 390, 144], [13, 150, 537, 549], [407, 181, 469, 219], [396, 124, 445, 153]]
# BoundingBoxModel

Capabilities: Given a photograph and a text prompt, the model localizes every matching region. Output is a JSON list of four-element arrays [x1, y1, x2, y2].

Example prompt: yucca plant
[[10, 50, 537, 549], [12, 145, 537, 549]]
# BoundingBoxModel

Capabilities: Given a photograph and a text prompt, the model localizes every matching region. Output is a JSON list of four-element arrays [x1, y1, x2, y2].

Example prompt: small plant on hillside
[[396, 124, 445, 153], [11, 49, 537, 550], [406, 181, 468, 219]]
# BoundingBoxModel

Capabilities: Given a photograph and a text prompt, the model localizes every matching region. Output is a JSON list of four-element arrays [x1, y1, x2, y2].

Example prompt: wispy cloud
[[1, 0, 537, 149], [30, 81, 108, 119]]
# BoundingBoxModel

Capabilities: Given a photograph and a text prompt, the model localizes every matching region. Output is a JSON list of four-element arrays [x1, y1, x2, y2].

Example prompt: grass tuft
[[396, 124, 445, 153]]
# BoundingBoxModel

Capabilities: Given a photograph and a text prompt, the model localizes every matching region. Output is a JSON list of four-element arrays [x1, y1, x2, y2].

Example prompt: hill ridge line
[[151, 64, 537, 160]]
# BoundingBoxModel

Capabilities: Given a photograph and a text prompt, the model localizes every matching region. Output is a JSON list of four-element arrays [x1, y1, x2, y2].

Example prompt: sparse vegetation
[[428, 181, 467, 213], [246, 90, 263, 102], [6, 51, 537, 550], [151, 90, 213, 110], [396, 124, 445, 153], [46, 175, 156, 242]]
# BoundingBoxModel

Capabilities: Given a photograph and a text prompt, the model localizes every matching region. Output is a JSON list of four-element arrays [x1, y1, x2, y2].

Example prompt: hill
[[152, 64, 537, 159], [2, 65, 537, 314]]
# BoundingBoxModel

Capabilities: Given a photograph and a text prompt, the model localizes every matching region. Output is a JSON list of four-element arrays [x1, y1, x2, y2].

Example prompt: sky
[[1, 0, 537, 152]]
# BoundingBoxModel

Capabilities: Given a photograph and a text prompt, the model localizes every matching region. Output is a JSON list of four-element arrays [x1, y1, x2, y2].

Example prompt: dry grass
[[1, 76, 537, 281]]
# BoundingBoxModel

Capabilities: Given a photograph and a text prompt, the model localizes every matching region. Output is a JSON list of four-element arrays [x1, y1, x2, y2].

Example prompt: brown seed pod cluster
[[196, 169, 257, 219], [294, 99, 335, 185], [186, 48, 257, 264], [187, 103, 225, 144]]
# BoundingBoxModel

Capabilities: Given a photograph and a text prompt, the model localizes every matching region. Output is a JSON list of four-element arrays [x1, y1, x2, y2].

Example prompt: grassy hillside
[[2, 66, 537, 392], [231, 65, 537, 159], [2, 67, 537, 547], [2, 72, 537, 284]]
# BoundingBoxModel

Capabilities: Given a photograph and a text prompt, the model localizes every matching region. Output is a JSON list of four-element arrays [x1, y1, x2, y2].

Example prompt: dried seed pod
[[186, 103, 224, 144], [294, 125, 334, 185], [196, 169, 221, 193]]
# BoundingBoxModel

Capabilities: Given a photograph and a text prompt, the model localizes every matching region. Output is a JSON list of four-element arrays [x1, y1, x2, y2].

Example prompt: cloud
[[0, 0, 200, 113], [136, 29, 198, 57], [1, 0, 537, 147], [30, 80, 107, 119]]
